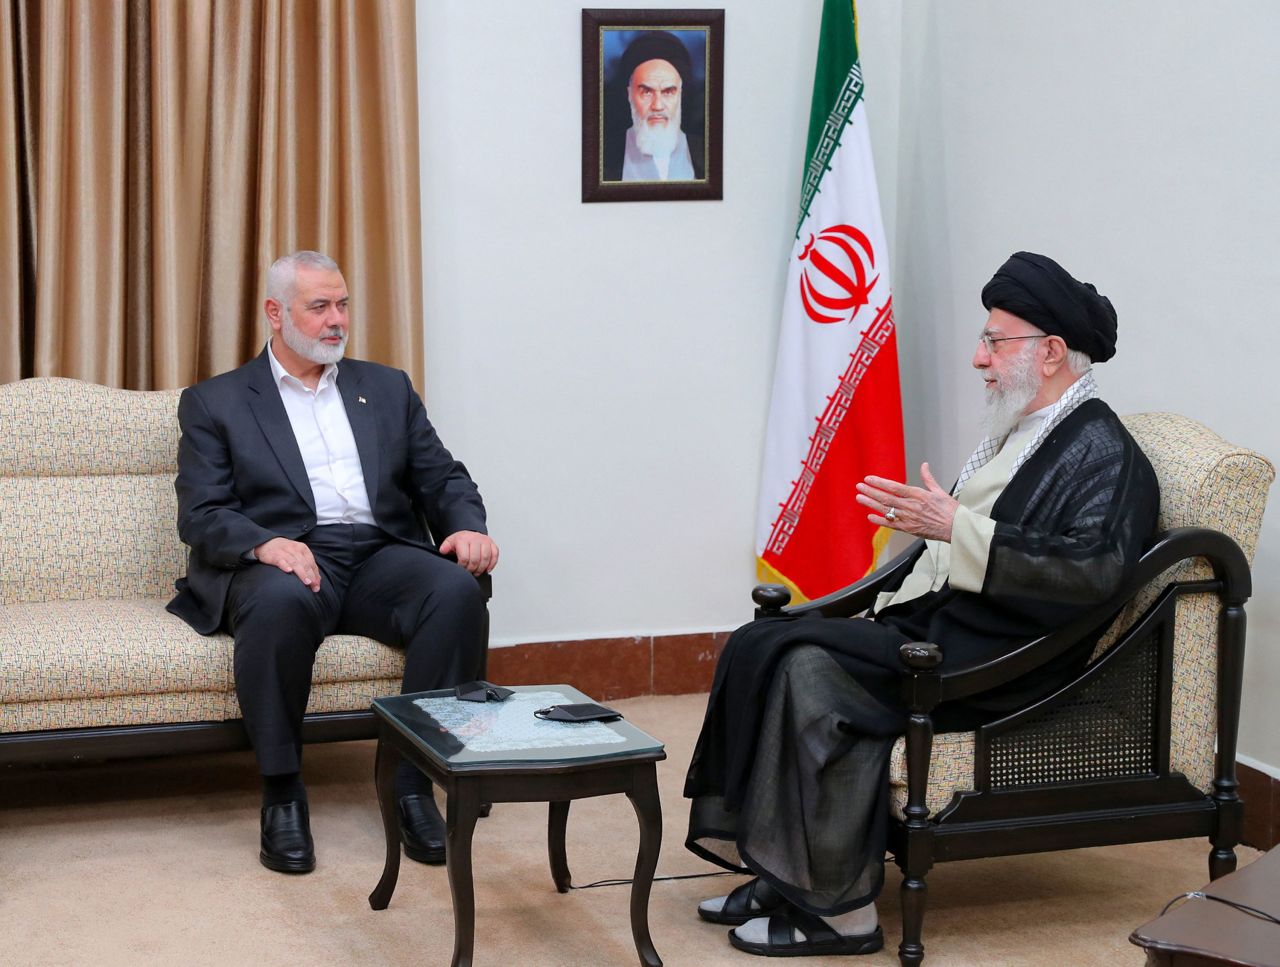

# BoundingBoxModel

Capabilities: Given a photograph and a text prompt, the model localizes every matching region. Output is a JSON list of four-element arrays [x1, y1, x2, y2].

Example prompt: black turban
[[620, 31, 693, 87], [980, 252, 1117, 362]]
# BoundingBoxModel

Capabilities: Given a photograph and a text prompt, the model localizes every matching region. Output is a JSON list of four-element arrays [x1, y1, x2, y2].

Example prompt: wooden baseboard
[[1238, 760, 1279, 850], [485, 631, 729, 702]]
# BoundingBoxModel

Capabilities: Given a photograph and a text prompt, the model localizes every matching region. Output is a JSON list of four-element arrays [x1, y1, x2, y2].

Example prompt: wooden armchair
[[751, 413, 1274, 966]]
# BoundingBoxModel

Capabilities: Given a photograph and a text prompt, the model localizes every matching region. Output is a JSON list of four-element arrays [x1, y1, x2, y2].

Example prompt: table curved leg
[[625, 765, 663, 967], [548, 800, 572, 892], [446, 780, 482, 967], [368, 734, 402, 911]]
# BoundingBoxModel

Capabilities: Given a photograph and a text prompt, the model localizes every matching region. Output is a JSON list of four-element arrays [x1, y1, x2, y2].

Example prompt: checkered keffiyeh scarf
[[952, 370, 1099, 494]]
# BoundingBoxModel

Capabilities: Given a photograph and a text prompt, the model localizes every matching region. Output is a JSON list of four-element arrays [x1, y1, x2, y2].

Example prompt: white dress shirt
[[266, 342, 376, 526]]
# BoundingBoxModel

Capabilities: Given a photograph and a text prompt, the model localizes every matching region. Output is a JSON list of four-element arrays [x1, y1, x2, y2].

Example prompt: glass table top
[[372, 684, 665, 771]]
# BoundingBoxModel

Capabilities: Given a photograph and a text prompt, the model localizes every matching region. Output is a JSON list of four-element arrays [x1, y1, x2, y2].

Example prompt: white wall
[[415, 0, 898, 643], [417, 1, 1278, 772]]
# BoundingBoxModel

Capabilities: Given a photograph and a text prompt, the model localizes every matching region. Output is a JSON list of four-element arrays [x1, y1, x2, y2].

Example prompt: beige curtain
[[0, 0, 423, 389]]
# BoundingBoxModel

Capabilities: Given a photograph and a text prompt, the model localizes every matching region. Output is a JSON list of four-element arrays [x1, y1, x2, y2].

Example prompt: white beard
[[981, 347, 1042, 438], [631, 99, 681, 159], [281, 308, 346, 365]]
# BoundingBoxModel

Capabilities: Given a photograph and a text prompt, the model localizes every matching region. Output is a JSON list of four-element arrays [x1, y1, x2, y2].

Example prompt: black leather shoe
[[260, 800, 316, 874], [398, 794, 446, 865]]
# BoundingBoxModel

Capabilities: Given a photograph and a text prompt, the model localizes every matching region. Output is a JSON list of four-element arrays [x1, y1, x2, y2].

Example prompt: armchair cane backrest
[[0, 377, 185, 605], [1090, 413, 1274, 792]]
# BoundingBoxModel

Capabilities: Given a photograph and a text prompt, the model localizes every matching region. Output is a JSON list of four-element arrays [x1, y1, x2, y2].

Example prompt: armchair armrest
[[898, 526, 1250, 708], [415, 506, 493, 601], [751, 539, 926, 620]]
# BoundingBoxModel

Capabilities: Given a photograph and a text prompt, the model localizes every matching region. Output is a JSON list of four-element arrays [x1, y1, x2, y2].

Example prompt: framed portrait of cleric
[[581, 9, 725, 203]]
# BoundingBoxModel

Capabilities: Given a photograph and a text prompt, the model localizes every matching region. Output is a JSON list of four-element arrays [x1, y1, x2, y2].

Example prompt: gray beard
[[281, 309, 346, 365], [980, 349, 1042, 438], [631, 101, 681, 159]]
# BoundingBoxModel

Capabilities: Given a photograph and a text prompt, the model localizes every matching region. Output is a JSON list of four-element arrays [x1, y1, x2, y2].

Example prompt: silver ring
[[885, 507, 898, 522]]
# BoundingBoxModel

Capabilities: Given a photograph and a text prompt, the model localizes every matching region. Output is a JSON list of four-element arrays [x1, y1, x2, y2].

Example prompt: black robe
[[684, 399, 1159, 914]]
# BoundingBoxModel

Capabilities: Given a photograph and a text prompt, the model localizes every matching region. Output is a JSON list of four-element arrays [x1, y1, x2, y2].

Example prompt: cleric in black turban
[[604, 31, 704, 183], [684, 250, 1159, 955], [981, 252, 1118, 362]]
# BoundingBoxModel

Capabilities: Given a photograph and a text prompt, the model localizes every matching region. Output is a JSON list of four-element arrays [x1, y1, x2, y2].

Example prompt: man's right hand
[[254, 537, 322, 591]]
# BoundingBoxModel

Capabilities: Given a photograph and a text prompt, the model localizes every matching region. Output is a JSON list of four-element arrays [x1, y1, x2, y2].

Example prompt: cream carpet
[[0, 693, 1257, 966]]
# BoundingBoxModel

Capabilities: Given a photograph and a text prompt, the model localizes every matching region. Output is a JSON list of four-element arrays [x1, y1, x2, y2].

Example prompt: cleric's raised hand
[[855, 462, 959, 542], [439, 530, 500, 575]]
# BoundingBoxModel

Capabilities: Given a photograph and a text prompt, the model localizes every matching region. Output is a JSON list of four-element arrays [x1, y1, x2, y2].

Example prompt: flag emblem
[[798, 224, 879, 325]]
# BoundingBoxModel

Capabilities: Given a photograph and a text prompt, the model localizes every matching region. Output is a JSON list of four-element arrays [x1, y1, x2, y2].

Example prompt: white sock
[[731, 902, 878, 944], [698, 890, 764, 916]]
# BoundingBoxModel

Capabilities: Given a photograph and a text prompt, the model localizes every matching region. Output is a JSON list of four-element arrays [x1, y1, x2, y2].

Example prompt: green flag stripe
[[804, 0, 860, 167], [795, 60, 864, 237]]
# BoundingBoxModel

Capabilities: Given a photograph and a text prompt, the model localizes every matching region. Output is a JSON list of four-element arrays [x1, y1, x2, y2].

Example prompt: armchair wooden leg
[[1209, 793, 1242, 880], [896, 706, 937, 967], [898, 873, 927, 967], [1210, 600, 1246, 882], [1209, 845, 1238, 880]]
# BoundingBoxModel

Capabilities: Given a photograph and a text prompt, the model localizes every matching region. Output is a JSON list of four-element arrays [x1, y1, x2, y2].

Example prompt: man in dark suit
[[168, 250, 499, 874]]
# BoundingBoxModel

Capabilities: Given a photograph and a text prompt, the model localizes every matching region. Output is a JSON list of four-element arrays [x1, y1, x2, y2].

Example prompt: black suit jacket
[[167, 349, 487, 634]]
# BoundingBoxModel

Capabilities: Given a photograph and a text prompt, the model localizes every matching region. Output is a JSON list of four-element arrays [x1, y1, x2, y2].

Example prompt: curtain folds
[[0, 0, 423, 389], [0, 3, 26, 383]]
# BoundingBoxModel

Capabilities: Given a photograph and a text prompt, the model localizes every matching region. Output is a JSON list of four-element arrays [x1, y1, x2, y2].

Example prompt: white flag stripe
[[755, 99, 893, 553]]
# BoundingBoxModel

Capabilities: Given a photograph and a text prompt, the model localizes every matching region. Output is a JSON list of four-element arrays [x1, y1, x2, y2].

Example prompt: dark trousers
[[224, 523, 484, 775]]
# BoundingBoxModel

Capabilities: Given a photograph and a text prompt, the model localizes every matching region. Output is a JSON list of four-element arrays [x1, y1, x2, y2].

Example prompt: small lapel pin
[[358, 396, 367, 404]]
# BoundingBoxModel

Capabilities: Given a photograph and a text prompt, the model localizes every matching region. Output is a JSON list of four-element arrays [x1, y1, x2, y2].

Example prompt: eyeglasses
[[979, 333, 1045, 354]]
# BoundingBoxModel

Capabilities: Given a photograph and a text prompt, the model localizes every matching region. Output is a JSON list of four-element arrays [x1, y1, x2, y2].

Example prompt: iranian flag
[[755, 0, 904, 602]]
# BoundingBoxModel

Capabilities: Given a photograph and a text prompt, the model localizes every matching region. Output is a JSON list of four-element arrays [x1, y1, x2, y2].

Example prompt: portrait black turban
[[980, 252, 1118, 362], [620, 31, 693, 86]]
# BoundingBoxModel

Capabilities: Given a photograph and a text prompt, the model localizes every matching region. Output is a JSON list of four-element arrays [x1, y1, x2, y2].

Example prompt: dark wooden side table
[[1129, 847, 1279, 966], [367, 684, 666, 967]]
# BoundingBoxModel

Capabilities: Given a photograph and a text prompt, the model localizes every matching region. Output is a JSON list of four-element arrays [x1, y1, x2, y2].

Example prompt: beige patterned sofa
[[0, 377, 485, 765]]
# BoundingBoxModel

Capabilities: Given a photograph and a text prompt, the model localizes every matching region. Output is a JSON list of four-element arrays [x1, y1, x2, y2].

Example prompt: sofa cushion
[[0, 598, 232, 702], [0, 377, 180, 477], [0, 474, 187, 605], [312, 631, 408, 684], [1125, 411, 1273, 562], [0, 378, 187, 606], [889, 732, 975, 819], [0, 597, 408, 708], [286, 678, 403, 718], [0, 693, 233, 733]]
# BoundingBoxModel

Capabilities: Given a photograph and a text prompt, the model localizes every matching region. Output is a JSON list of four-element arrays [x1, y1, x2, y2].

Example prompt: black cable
[[1158, 892, 1195, 916], [1159, 890, 1280, 925], [570, 870, 737, 890]]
